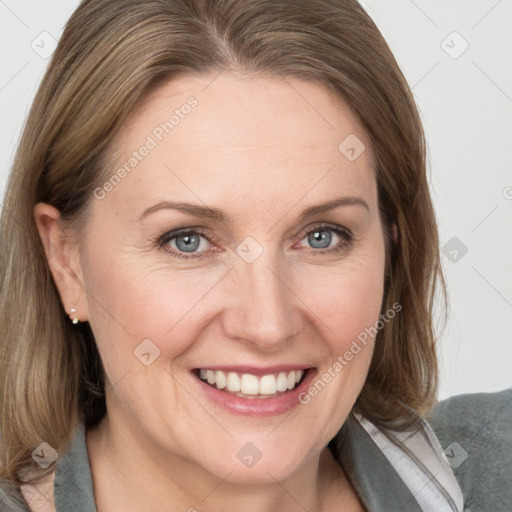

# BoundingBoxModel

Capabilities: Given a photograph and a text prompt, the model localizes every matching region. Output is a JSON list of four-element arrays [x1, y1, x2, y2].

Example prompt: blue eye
[[157, 223, 352, 260], [159, 229, 212, 260], [305, 229, 336, 249], [296, 224, 353, 254], [173, 233, 203, 252]]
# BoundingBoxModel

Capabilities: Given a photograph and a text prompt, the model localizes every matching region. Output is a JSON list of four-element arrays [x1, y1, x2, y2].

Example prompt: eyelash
[[156, 223, 353, 261]]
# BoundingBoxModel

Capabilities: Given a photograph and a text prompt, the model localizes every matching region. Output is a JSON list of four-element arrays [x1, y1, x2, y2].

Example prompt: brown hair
[[0, 0, 444, 485]]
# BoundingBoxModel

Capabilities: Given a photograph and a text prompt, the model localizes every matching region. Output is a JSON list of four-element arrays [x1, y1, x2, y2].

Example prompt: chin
[[192, 437, 314, 485]]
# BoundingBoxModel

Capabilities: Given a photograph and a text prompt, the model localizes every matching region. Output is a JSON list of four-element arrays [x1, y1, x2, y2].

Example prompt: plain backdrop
[[1, 0, 511, 400]]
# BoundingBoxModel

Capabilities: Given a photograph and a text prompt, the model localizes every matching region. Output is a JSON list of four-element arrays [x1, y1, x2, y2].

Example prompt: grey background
[[1, 0, 511, 399]]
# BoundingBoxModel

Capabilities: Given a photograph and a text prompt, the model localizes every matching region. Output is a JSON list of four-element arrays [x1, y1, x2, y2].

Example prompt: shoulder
[[426, 388, 512, 512], [427, 388, 512, 453]]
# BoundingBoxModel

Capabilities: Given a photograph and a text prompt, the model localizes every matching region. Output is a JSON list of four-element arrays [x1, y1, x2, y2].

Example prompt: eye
[[158, 228, 213, 260], [296, 223, 353, 253], [157, 223, 353, 261]]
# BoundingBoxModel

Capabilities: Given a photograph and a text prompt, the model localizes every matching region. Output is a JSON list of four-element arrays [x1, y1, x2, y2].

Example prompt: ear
[[34, 203, 89, 323]]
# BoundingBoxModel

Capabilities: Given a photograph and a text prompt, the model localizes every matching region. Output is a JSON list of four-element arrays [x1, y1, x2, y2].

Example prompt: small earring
[[70, 307, 79, 324]]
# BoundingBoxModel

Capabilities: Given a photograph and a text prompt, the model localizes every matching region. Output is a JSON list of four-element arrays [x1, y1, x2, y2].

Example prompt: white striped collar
[[330, 411, 469, 511]]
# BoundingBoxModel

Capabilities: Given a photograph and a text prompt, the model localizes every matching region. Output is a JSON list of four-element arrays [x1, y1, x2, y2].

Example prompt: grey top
[[1, 389, 511, 511], [426, 389, 512, 512]]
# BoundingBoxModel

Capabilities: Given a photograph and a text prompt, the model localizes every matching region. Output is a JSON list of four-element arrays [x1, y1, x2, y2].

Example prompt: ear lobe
[[33, 202, 88, 321]]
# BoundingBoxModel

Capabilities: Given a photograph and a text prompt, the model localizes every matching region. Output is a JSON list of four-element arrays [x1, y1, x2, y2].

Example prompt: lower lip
[[191, 369, 317, 417]]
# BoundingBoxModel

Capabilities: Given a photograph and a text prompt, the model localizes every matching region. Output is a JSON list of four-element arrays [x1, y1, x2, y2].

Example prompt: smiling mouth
[[193, 368, 310, 399]]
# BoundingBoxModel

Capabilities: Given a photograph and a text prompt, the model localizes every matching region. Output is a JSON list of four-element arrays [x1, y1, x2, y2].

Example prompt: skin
[[35, 72, 386, 512]]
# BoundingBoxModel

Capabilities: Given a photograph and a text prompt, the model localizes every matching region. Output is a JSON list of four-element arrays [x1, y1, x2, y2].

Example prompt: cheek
[[294, 253, 385, 418], [304, 260, 385, 383], [300, 252, 386, 350], [80, 247, 229, 379]]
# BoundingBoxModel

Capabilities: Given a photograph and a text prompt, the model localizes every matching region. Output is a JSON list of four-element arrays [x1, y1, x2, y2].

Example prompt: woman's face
[[74, 73, 386, 482]]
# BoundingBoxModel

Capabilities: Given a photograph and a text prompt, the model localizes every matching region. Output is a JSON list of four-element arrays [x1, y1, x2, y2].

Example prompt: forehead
[[100, 72, 377, 222]]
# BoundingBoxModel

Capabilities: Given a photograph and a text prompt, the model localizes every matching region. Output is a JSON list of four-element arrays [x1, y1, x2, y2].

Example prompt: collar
[[49, 413, 465, 512], [53, 423, 96, 512], [330, 412, 465, 512]]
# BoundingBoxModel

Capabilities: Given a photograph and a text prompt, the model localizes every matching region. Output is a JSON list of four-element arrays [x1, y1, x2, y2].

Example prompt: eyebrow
[[135, 196, 370, 224]]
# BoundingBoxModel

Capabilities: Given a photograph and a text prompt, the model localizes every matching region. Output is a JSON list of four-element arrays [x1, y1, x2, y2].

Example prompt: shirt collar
[[329, 413, 424, 511], [52, 413, 462, 512], [54, 422, 97, 512]]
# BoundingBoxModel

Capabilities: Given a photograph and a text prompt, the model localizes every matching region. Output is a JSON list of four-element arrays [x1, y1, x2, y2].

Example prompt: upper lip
[[193, 365, 312, 376]]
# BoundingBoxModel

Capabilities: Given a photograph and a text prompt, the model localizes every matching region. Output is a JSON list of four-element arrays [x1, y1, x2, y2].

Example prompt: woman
[[0, 0, 509, 511]]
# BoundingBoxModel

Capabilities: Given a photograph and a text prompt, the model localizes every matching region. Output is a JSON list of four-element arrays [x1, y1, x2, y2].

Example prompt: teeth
[[197, 369, 305, 396], [277, 372, 288, 392], [240, 374, 259, 394], [287, 371, 296, 390], [226, 372, 241, 392], [259, 375, 277, 395], [215, 370, 227, 389]]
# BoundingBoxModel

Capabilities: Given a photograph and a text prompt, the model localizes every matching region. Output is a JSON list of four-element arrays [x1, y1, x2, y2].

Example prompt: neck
[[86, 415, 349, 512]]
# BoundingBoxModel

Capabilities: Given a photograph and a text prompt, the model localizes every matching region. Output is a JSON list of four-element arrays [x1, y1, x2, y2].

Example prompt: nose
[[221, 248, 301, 351]]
